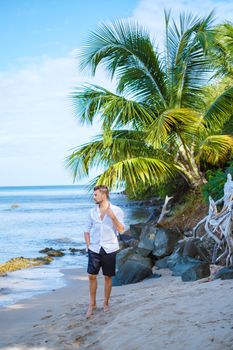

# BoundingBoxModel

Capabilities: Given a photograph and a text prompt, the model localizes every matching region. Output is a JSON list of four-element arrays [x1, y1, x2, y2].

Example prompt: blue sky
[[0, 0, 232, 186]]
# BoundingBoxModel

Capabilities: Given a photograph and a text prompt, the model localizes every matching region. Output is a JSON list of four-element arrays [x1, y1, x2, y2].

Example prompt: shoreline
[[1, 267, 233, 349], [0, 264, 67, 308]]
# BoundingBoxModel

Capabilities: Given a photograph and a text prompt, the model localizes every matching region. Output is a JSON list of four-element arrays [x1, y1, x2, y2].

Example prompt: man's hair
[[94, 185, 109, 198]]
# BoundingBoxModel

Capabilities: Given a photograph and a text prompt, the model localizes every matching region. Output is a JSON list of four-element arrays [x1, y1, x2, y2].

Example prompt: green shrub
[[201, 161, 233, 201]]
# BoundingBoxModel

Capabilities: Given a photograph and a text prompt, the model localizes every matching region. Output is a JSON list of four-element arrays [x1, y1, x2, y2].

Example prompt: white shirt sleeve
[[85, 210, 92, 232]]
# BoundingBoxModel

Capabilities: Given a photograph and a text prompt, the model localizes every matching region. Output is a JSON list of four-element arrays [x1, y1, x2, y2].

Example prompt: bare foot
[[86, 304, 97, 318], [103, 304, 110, 312]]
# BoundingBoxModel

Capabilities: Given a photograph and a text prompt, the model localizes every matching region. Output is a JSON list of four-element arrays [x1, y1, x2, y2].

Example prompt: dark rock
[[68, 248, 86, 255], [119, 233, 139, 248], [116, 247, 137, 270], [194, 238, 214, 262], [113, 260, 152, 286], [183, 238, 212, 262], [182, 239, 199, 257], [137, 224, 157, 256], [146, 273, 162, 279], [129, 223, 145, 240], [169, 256, 204, 276], [118, 240, 128, 250], [214, 267, 233, 280], [167, 251, 182, 270], [155, 256, 170, 269], [39, 247, 65, 257], [152, 228, 182, 258], [116, 248, 153, 270], [181, 262, 210, 281]]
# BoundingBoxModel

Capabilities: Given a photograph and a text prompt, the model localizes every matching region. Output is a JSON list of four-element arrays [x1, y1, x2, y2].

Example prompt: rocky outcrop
[[69, 248, 86, 255], [39, 247, 65, 257], [181, 262, 210, 281], [136, 225, 181, 258], [152, 227, 182, 257], [115, 221, 182, 285], [116, 247, 153, 271], [0, 256, 53, 276], [113, 260, 152, 286], [214, 267, 233, 280]]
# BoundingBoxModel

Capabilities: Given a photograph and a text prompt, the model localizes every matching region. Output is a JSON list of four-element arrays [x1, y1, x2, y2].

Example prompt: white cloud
[[132, 0, 233, 47], [0, 51, 113, 186]]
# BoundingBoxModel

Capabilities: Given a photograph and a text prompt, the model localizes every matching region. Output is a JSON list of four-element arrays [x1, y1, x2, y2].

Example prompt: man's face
[[93, 190, 106, 204]]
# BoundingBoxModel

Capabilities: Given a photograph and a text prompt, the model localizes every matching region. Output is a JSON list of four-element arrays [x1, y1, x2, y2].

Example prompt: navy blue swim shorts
[[87, 247, 118, 277]]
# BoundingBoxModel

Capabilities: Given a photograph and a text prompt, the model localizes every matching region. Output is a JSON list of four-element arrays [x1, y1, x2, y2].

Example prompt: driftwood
[[145, 195, 173, 224], [157, 195, 173, 225], [193, 174, 233, 266]]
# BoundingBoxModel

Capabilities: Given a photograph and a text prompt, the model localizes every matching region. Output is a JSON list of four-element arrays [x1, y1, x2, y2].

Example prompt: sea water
[[0, 185, 153, 306]]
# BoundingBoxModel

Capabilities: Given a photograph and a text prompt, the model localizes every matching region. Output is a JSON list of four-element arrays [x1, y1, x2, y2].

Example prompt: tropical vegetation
[[66, 11, 233, 197]]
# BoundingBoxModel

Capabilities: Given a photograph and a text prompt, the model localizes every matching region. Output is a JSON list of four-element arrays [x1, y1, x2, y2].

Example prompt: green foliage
[[66, 13, 233, 195], [201, 161, 233, 201], [124, 181, 158, 200]]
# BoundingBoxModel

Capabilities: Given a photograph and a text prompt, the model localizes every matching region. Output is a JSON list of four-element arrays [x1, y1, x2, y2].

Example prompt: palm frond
[[72, 84, 155, 128], [204, 85, 233, 130], [210, 23, 233, 76], [146, 108, 202, 148], [65, 129, 160, 181], [165, 11, 214, 107], [95, 157, 177, 192], [196, 134, 233, 164], [79, 19, 167, 104]]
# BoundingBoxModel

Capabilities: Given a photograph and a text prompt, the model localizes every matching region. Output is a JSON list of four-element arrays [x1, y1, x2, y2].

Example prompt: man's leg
[[86, 274, 98, 318], [103, 275, 112, 312], [86, 249, 101, 318]]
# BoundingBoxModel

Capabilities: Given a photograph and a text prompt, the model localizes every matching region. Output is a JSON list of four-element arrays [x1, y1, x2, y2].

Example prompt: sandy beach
[[0, 267, 233, 350]]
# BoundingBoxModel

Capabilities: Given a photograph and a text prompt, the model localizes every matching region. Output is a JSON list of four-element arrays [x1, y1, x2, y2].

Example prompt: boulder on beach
[[182, 237, 212, 262], [116, 247, 153, 271], [136, 224, 182, 258], [152, 227, 182, 258], [181, 262, 210, 281], [169, 255, 206, 276], [214, 267, 233, 280], [137, 224, 157, 256], [119, 233, 139, 248], [129, 223, 146, 240], [113, 260, 152, 286]]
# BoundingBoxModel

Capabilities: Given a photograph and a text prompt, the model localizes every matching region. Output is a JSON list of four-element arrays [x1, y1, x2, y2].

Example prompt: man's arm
[[84, 211, 92, 251], [106, 207, 125, 233], [84, 231, 90, 251]]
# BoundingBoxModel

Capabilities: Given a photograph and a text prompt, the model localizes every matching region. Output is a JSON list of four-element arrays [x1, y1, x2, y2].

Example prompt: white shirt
[[85, 203, 125, 254]]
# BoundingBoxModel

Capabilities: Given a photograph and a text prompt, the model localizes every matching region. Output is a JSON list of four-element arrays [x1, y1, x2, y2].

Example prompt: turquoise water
[[0, 185, 152, 306]]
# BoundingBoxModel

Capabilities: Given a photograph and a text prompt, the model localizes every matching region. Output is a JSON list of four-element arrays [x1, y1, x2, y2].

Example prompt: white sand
[[0, 267, 233, 350]]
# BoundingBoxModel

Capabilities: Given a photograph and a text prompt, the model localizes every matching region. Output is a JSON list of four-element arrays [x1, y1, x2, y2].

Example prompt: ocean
[[0, 185, 153, 306]]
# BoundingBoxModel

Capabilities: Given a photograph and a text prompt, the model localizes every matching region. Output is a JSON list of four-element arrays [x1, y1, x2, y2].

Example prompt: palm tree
[[66, 11, 233, 193], [211, 22, 233, 77]]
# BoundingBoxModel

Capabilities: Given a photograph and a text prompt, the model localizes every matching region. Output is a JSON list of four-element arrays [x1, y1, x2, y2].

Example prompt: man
[[84, 185, 125, 318]]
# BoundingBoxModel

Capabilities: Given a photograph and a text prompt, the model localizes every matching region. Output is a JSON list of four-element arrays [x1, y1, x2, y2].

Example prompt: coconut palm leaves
[[211, 23, 233, 77], [67, 12, 233, 192]]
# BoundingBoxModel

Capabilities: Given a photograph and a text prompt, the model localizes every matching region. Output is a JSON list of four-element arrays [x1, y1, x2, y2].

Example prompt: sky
[[0, 0, 232, 186]]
